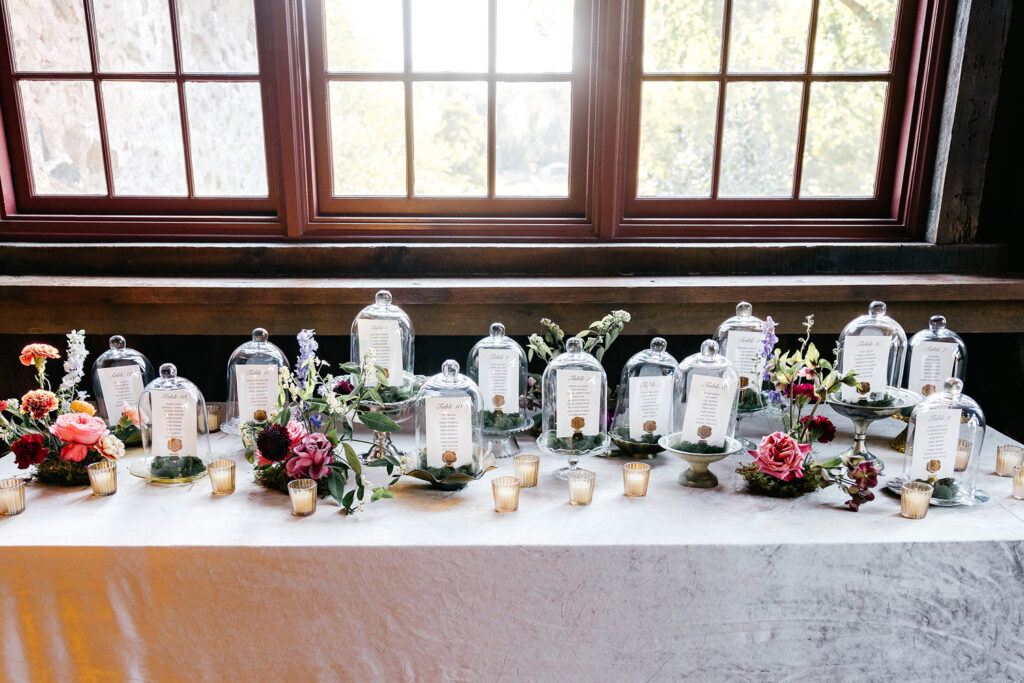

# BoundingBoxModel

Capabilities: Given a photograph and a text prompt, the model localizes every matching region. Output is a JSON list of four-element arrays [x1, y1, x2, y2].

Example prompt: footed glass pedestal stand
[[358, 375, 424, 464], [827, 388, 921, 473], [483, 414, 533, 459], [660, 434, 744, 488], [735, 405, 764, 452]]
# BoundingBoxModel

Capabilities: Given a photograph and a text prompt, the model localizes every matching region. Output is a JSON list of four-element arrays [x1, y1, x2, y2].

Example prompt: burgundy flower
[[850, 461, 879, 489], [800, 414, 837, 443], [791, 383, 816, 400], [333, 378, 354, 395], [286, 433, 333, 480], [255, 423, 291, 462], [11, 433, 48, 469]]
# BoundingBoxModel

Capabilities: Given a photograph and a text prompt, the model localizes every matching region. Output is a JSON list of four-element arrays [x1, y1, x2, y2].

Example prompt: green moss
[[541, 432, 607, 453], [482, 410, 529, 432], [736, 462, 825, 498], [375, 384, 415, 404], [737, 388, 766, 412], [851, 396, 896, 408], [613, 426, 660, 445], [919, 477, 958, 500], [150, 455, 206, 479], [672, 441, 726, 455], [34, 452, 103, 487]]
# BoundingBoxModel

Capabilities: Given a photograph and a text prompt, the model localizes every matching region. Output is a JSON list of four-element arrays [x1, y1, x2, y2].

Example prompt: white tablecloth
[[1, 408, 1023, 681]]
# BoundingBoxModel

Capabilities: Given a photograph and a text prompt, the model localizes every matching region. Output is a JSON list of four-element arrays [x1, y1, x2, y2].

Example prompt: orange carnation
[[20, 389, 58, 419], [70, 400, 97, 416], [19, 343, 60, 367]]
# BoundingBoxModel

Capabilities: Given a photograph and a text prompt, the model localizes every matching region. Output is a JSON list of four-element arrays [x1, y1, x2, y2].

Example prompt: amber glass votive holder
[[0, 478, 26, 516], [208, 459, 236, 495], [86, 460, 117, 497], [288, 479, 317, 517], [206, 404, 222, 432], [622, 462, 651, 497], [1013, 466, 1024, 501], [568, 469, 596, 506], [491, 476, 520, 513], [513, 454, 540, 488], [995, 445, 1024, 477], [900, 481, 933, 519]]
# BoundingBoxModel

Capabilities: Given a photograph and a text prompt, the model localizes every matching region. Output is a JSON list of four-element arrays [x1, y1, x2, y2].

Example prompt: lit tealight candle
[[955, 439, 972, 472], [208, 459, 236, 495], [513, 454, 540, 488], [491, 476, 520, 513], [86, 460, 117, 497], [0, 478, 26, 516], [568, 469, 595, 506], [622, 462, 651, 497], [995, 445, 1024, 477], [900, 481, 933, 519], [288, 478, 317, 517], [1013, 466, 1024, 501], [206, 404, 222, 432]]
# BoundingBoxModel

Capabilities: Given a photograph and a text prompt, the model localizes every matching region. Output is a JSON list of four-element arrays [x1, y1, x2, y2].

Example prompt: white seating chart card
[[96, 366, 145, 426], [235, 364, 279, 421], [628, 375, 673, 439], [555, 370, 601, 438], [840, 336, 890, 401], [150, 390, 198, 458], [357, 319, 404, 387], [680, 376, 734, 448], [908, 342, 957, 397], [909, 408, 962, 479], [479, 349, 519, 414], [425, 396, 473, 467], [725, 330, 763, 391]]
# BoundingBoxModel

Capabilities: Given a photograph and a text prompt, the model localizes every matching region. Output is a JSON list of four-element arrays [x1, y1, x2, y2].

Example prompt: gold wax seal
[[922, 384, 936, 397], [926, 459, 941, 473], [643, 420, 657, 434], [168, 438, 183, 453], [739, 376, 750, 389], [697, 425, 712, 440], [570, 416, 585, 433], [857, 382, 871, 395], [493, 395, 505, 413], [254, 409, 267, 421], [442, 450, 457, 466]]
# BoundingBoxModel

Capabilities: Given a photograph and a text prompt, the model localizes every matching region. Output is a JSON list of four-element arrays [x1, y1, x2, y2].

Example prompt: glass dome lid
[[466, 323, 530, 435], [224, 327, 289, 432], [91, 335, 155, 427], [539, 337, 610, 478], [905, 315, 967, 398], [901, 378, 986, 506], [671, 340, 740, 452], [836, 301, 907, 403], [713, 302, 768, 411], [129, 363, 213, 485], [610, 337, 681, 449], [413, 359, 489, 477], [351, 289, 415, 402]]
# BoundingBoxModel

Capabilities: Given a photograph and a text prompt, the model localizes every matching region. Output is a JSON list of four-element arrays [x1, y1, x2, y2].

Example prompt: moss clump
[[737, 462, 826, 498], [672, 440, 727, 455], [34, 452, 104, 486], [920, 477, 958, 500], [851, 396, 896, 408], [151, 455, 206, 479], [482, 410, 529, 432], [375, 384, 415, 405], [541, 432, 607, 453], [737, 388, 766, 412], [254, 463, 331, 497], [613, 427, 660, 445]]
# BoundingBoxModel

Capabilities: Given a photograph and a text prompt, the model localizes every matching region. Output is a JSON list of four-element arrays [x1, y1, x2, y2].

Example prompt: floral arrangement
[[736, 315, 880, 510], [0, 332, 127, 486], [242, 330, 405, 514]]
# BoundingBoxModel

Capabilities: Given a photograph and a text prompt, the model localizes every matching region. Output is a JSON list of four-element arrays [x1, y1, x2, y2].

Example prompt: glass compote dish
[[129, 363, 213, 485], [659, 340, 743, 488], [713, 302, 769, 450], [888, 378, 987, 505], [539, 337, 610, 480], [222, 327, 289, 435], [827, 387, 920, 472], [409, 359, 495, 490], [90, 334, 154, 428], [466, 323, 531, 458], [609, 337, 681, 458]]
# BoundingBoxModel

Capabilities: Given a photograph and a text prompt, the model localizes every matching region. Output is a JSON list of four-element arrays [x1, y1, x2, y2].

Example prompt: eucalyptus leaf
[[343, 442, 362, 474], [360, 412, 400, 432], [327, 470, 346, 504]]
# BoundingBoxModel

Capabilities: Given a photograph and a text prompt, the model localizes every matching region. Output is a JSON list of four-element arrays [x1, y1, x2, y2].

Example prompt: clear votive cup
[[513, 454, 540, 488], [491, 476, 520, 513], [86, 460, 117, 497], [0, 478, 26, 516], [995, 445, 1024, 477], [206, 404, 222, 432], [288, 479, 317, 517], [208, 459, 236, 495], [568, 469, 596, 506], [622, 462, 651, 497], [1013, 465, 1024, 501], [901, 481, 933, 519]]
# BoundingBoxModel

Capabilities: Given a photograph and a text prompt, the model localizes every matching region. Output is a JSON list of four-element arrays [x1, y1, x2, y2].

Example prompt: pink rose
[[749, 432, 811, 482], [49, 412, 109, 462], [286, 419, 308, 449], [286, 433, 333, 480]]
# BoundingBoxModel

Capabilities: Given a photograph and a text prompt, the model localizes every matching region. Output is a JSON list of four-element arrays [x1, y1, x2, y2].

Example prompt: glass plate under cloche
[[539, 337, 610, 480], [222, 327, 289, 435], [351, 289, 416, 404], [905, 316, 967, 398], [129, 363, 213, 485], [409, 360, 495, 490], [886, 378, 988, 506], [91, 335, 154, 429], [610, 337, 681, 458], [836, 301, 907, 404], [466, 322, 532, 458]]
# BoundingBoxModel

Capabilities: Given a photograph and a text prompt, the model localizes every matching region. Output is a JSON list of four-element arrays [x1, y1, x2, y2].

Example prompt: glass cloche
[[904, 316, 967, 398], [539, 337, 609, 479], [351, 289, 415, 403], [129, 363, 213, 484], [898, 378, 986, 506], [91, 335, 154, 427], [223, 327, 289, 434], [670, 340, 740, 453], [836, 301, 907, 403], [610, 337, 681, 457], [411, 359, 493, 487], [713, 302, 767, 412], [466, 323, 531, 457]]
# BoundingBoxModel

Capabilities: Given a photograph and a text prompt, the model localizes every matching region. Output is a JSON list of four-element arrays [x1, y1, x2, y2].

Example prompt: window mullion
[[81, 0, 114, 199], [166, 0, 195, 199], [402, 0, 414, 200], [709, 0, 733, 200], [791, 0, 821, 200], [487, 0, 496, 199]]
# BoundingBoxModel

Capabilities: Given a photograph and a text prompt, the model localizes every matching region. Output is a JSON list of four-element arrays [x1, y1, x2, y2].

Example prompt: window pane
[[413, 82, 487, 196], [411, 0, 487, 72], [728, 0, 813, 73], [719, 81, 802, 197], [801, 81, 887, 197], [495, 0, 574, 73], [814, 0, 899, 73], [642, 0, 723, 73], [185, 82, 267, 197], [19, 80, 105, 195], [8, 0, 91, 72], [325, 0, 404, 72], [496, 82, 571, 197], [94, 0, 175, 73], [102, 81, 187, 196], [329, 82, 407, 196], [177, 0, 259, 74], [637, 81, 718, 198]]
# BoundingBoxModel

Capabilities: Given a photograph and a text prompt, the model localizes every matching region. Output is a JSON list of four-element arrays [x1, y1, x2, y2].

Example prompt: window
[[0, 0, 956, 240]]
